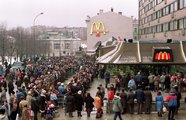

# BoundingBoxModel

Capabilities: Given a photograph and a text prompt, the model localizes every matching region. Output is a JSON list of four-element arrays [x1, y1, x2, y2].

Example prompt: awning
[[97, 41, 186, 65]]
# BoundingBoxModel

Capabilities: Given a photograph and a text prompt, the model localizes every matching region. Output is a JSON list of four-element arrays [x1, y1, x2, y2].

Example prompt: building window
[[184, 0, 186, 7], [65, 43, 70, 49], [170, 3, 174, 13], [174, 1, 178, 11], [134, 28, 137, 33], [174, 20, 178, 30], [170, 21, 174, 30], [162, 8, 166, 16], [163, 23, 169, 32], [54, 43, 60, 50], [178, 19, 184, 29], [157, 24, 162, 32], [178, 0, 184, 9], [152, 26, 157, 33], [165, 6, 169, 15], [184, 18, 186, 28]]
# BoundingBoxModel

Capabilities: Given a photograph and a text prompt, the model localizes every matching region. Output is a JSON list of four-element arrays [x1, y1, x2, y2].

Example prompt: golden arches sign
[[89, 22, 108, 37]]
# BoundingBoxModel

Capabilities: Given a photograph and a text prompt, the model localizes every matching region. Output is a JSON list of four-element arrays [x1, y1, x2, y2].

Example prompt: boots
[[69, 112, 73, 117], [77, 111, 82, 117]]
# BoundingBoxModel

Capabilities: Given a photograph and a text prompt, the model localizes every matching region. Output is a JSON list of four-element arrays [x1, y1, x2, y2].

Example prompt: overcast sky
[[0, 0, 138, 29]]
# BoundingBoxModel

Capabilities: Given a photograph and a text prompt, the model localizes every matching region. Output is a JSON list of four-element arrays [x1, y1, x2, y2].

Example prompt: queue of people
[[0, 55, 185, 120], [0, 56, 98, 120]]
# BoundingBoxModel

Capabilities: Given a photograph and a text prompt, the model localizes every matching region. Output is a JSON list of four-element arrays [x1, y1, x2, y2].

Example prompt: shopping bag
[[163, 105, 167, 113]]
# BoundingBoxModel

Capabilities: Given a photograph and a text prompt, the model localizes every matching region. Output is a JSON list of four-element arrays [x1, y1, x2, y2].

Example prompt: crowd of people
[[0, 55, 185, 120], [103, 70, 184, 120], [0, 56, 98, 120]]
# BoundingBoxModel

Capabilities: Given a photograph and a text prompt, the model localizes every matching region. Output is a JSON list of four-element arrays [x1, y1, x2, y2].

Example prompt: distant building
[[34, 26, 87, 40], [38, 31, 81, 56], [139, 0, 186, 41], [133, 18, 139, 41], [86, 8, 133, 52]]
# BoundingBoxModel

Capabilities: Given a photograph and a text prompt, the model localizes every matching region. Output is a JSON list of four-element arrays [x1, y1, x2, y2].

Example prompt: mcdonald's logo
[[153, 51, 173, 62], [89, 22, 108, 37]]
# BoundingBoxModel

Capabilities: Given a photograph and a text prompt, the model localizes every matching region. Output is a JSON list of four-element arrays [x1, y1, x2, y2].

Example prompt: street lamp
[[33, 12, 44, 57], [33, 12, 44, 27]]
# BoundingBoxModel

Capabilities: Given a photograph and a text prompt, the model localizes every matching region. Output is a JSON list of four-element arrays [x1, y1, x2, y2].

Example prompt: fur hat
[[78, 90, 82, 95]]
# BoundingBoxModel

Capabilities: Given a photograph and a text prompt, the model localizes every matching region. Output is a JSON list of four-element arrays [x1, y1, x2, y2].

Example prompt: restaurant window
[[178, 19, 184, 29]]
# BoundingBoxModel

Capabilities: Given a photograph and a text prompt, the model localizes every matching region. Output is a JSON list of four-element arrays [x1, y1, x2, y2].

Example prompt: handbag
[[163, 105, 167, 113]]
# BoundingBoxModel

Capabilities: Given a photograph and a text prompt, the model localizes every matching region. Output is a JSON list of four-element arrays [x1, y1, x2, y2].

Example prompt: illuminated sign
[[90, 22, 108, 37], [153, 49, 173, 62]]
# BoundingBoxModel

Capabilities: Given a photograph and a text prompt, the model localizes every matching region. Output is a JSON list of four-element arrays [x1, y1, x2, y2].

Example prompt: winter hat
[[41, 89, 46, 94], [78, 90, 82, 95]]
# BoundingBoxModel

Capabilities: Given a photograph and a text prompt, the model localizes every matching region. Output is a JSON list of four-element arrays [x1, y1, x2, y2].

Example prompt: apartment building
[[139, 0, 186, 41]]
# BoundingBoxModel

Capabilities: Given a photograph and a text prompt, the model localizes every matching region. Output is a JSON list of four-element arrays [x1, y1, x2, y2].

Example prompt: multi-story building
[[86, 9, 133, 51], [139, 0, 186, 41], [133, 18, 139, 40], [38, 31, 81, 56]]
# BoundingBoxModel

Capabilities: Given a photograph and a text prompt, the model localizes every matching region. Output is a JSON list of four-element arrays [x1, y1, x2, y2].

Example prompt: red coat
[[108, 90, 114, 100]]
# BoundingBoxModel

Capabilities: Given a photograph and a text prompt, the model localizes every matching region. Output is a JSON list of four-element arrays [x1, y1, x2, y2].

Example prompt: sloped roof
[[97, 41, 186, 65]]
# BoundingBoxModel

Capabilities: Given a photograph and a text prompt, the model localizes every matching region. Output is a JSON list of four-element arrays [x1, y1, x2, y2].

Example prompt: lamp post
[[33, 12, 44, 57]]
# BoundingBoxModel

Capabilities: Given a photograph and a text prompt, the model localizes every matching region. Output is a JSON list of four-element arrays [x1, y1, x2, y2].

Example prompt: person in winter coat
[[8, 80, 14, 95], [113, 93, 123, 120], [31, 92, 40, 120], [108, 85, 115, 100], [107, 85, 115, 114], [144, 88, 152, 114], [166, 90, 177, 120], [0, 108, 8, 120], [10, 98, 18, 120], [104, 71, 110, 88], [128, 76, 136, 90], [65, 92, 75, 117], [127, 89, 135, 114], [120, 89, 127, 114], [75, 90, 84, 117], [84, 93, 94, 117], [156, 91, 164, 117], [135, 85, 145, 114], [174, 85, 182, 114], [95, 93, 103, 118], [38, 89, 47, 118]]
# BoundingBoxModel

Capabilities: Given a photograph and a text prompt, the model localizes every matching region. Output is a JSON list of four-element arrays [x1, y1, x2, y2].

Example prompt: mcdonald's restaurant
[[97, 40, 186, 75]]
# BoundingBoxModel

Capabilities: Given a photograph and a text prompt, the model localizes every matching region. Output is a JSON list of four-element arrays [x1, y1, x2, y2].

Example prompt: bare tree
[[0, 23, 8, 64]]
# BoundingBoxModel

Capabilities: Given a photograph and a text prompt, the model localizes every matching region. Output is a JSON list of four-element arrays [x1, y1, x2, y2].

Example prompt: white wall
[[86, 11, 133, 50]]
